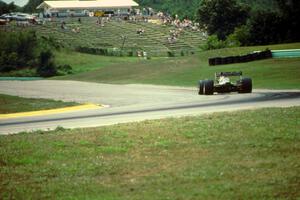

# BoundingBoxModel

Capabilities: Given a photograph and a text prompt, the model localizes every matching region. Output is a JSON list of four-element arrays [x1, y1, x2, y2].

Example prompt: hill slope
[[26, 17, 206, 57]]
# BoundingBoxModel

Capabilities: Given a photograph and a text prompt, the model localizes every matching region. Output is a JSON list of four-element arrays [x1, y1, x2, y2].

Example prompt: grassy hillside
[[25, 17, 205, 57], [1, 107, 299, 199], [55, 50, 139, 74], [55, 43, 300, 89]]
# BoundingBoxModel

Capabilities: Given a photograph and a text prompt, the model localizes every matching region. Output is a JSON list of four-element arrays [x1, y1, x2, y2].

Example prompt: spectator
[[136, 28, 145, 35], [61, 21, 66, 29], [143, 51, 147, 59], [137, 51, 142, 57], [72, 27, 80, 33]]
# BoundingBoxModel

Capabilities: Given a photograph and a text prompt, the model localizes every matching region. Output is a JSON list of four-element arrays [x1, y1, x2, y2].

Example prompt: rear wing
[[215, 71, 242, 78]]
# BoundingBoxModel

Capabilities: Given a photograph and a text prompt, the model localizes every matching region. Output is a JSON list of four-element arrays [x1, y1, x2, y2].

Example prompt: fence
[[271, 49, 300, 58], [208, 49, 272, 66]]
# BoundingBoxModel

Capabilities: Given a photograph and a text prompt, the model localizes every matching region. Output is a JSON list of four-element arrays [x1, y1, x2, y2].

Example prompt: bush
[[127, 51, 133, 57], [0, 30, 38, 72], [201, 35, 226, 50], [228, 25, 251, 46], [57, 64, 73, 75], [225, 32, 241, 47], [167, 51, 175, 57], [36, 50, 57, 77]]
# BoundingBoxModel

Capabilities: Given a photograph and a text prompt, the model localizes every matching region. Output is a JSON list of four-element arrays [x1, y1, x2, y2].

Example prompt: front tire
[[203, 80, 214, 95]]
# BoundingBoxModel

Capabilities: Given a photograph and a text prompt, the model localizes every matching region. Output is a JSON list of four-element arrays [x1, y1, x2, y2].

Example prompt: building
[[37, 0, 139, 17]]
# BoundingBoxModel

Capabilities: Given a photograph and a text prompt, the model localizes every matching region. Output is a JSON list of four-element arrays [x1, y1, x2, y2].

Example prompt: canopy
[[37, 0, 139, 10]]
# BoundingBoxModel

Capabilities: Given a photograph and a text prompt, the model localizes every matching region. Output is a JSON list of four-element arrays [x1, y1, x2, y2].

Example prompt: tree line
[[136, 0, 278, 20], [0, 0, 43, 15], [0, 1, 19, 15], [196, 0, 300, 49], [0, 30, 71, 77]]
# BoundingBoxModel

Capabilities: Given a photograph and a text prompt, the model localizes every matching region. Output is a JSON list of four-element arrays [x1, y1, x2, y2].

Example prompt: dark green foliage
[[136, 0, 200, 20], [234, 0, 300, 45], [228, 25, 250, 46], [41, 36, 62, 50], [0, 1, 18, 15], [0, 30, 68, 77], [196, 0, 249, 40], [22, 0, 43, 13], [76, 46, 134, 57], [197, 0, 300, 47], [36, 50, 57, 77], [275, 0, 300, 42], [201, 35, 226, 50], [239, 0, 278, 11], [57, 64, 73, 75], [167, 51, 175, 57], [0, 30, 38, 72], [246, 11, 285, 45], [136, 0, 277, 20]]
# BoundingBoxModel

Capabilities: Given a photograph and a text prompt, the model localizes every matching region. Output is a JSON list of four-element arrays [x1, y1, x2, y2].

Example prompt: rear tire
[[239, 77, 252, 93], [198, 80, 204, 95], [203, 80, 214, 95]]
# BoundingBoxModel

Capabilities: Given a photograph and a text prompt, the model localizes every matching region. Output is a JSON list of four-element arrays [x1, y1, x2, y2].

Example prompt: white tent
[[37, 0, 139, 10]]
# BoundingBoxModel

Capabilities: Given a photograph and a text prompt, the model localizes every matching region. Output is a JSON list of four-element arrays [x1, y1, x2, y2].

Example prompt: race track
[[1, 80, 300, 134]]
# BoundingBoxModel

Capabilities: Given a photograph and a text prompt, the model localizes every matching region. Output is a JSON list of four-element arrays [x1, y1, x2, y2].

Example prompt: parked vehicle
[[0, 19, 8, 25], [0, 12, 36, 22], [0, 13, 15, 21], [198, 71, 252, 95]]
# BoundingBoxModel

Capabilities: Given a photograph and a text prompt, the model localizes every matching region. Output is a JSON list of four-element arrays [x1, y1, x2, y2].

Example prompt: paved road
[[1, 80, 300, 134]]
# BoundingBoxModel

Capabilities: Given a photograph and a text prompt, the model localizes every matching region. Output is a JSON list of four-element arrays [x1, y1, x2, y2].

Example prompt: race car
[[198, 71, 252, 95]]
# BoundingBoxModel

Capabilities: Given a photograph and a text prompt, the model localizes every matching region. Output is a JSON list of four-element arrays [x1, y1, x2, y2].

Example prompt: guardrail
[[271, 49, 300, 58], [0, 77, 43, 81], [208, 49, 272, 66], [208, 48, 300, 66]]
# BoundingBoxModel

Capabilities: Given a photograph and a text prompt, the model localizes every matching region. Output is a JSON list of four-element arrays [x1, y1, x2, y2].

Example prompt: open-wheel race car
[[198, 71, 252, 95]]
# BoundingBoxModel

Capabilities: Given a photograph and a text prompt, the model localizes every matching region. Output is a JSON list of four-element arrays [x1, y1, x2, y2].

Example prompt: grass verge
[[54, 50, 139, 74], [57, 43, 300, 89], [0, 94, 79, 114], [1, 107, 299, 199]]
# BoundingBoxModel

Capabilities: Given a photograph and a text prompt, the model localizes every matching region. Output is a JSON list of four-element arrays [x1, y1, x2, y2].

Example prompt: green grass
[[56, 43, 300, 89], [30, 18, 205, 56], [1, 107, 299, 199], [0, 94, 79, 114], [55, 50, 139, 74]]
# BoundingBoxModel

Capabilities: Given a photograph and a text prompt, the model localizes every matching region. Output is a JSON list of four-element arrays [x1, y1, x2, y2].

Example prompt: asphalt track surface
[[0, 80, 300, 134]]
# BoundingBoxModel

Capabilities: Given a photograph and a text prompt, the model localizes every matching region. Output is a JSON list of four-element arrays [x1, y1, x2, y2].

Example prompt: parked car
[[0, 13, 14, 21], [0, 19, 8, 25], [14, 13, 36, 21], [0, 12, 36, 22]]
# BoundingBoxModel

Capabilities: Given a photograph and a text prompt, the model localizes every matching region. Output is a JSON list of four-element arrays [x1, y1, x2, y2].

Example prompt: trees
[[196, 0, 249, 40], [136, 0, 200, 19], [0, 30, 58, 77], [0, 30, 38, 72], [36, 50, 57, 77], [197, 0, 300, 47], [22, 0, 43, 13], [275, 0, 300, 42], [237, 0, 300, 45], [0, 1, 17, 15]]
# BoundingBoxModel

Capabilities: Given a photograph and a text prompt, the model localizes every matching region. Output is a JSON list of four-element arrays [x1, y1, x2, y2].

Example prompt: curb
[[0, 103, 102, 120]]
